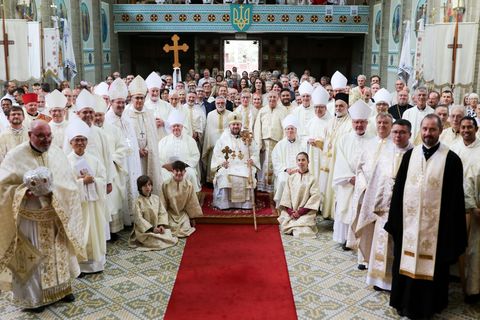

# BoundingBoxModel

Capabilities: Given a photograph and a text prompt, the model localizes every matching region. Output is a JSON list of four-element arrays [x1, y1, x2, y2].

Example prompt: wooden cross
[[27, 254, 36, 262], [221, 146, 232, 161], [163, 34, 189, 69], [448, 12, 463, 86], [0, 34, 14, 80]]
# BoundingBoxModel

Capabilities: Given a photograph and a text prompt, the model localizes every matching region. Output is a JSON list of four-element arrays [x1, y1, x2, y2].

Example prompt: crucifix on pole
[[447, 5, 465, 89], [163, 34, 189, 69], [1, 4, 13, 80]]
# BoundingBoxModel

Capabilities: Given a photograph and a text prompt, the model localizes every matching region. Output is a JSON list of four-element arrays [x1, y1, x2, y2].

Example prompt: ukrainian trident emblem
[[230, 4, 252, 32]]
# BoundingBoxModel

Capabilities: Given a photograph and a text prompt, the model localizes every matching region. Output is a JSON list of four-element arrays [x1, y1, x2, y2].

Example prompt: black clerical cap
[[335, 92, 349, 104]]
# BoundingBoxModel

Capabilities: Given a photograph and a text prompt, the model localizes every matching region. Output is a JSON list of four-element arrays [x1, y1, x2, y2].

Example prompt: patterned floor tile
[[1, 221, 479, 319]]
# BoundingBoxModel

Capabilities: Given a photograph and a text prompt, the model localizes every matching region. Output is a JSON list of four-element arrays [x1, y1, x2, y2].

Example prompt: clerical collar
[[299, 169, 309, 175], [288, 139, 296, 143], [28, 112, 39, 117], [416, 105, 427, 111], [30, 143, 44, 155], [422, 142, 440, 160]]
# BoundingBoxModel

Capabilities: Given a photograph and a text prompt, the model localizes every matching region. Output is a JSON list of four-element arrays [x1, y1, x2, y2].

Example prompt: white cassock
[[124, 107, 162, 195], [158, 133, 201, 192], [211, 130, 260, 209], [439, 127, 462, 147], [321, 115, 352, 219], [49, 120, 68, 149], [305, 113, 331, 192], [99, 122, 130, 229], [202, 110, 231, 182], [290, 105, 316, 141], [233, 105, 258, 132], [402, 106, 434, 145], [144, 98, 173, 141], [271, 138, 307, 205], [0, 126, 29, 163], [105, 109, 142, 220], [67, 152, 107, 273], [332, 131, 372, 243]]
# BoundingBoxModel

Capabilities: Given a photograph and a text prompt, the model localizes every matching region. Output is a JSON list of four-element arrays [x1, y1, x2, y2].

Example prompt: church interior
[[1, 0, 480, 319]]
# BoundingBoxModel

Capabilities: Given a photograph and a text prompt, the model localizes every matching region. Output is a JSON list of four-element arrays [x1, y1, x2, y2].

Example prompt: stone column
[[70, 0, 83, 84], [364, 3, 374, 78], [91, 0, 103, 83], [107, 0, 120, 74], [379, 0, 391, 86]]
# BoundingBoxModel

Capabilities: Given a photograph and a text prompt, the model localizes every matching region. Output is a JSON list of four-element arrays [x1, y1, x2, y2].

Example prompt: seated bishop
[[271, 114, 307, 207], [158, 110, 201, 192], [211, 113, 260, 209]]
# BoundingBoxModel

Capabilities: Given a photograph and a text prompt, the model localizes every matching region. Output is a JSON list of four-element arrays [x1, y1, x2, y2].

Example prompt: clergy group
[[0, 68, 479, 319]]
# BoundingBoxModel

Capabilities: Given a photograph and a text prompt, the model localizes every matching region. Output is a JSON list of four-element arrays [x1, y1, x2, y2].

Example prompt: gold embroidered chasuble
[[400, 144, 448, 280], [0, 142, 85, 307]]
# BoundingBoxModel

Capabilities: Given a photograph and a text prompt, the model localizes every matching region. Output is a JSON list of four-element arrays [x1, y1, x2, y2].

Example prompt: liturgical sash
[[400, 143, 448, 280]]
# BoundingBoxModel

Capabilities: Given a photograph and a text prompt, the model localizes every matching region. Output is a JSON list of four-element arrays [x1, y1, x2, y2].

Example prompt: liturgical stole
[[400, 143, 448, 280]]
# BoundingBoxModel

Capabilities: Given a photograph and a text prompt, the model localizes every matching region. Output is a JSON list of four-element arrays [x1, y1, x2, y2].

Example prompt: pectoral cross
[[140, 131, 145, 139], [231, 150, 237, 160], [163, 34, 189, 69], [221, 146, 232, 161], [240, 129, 253, 147]]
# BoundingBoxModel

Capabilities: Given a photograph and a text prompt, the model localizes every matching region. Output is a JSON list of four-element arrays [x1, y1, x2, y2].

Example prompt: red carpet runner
[[164, 225, 297, 320]]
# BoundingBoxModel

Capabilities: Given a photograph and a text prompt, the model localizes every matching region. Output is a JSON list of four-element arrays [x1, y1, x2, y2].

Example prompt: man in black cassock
[[385, 114, 467, 319]]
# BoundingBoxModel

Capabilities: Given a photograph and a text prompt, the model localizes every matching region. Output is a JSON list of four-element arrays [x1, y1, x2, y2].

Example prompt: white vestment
[[439, 127, 462, 147], [402, 106, 434, 144], [290, 105, 316, 140], [305, 113, 331, 196], [158, 133, 201, 192], [105, 109, 142, 221], [125, 107, 162, 195], [358, 142, 412, 290], [0, 126, 29, 163], [99, 122, 130, 229], [271, 137, 307, 205], [233, 104, 258, 132], [254, 105, 289, 192], [202, 110, 231, 183], [321, 115, 352, 218], [67, 152, 107, 273], [464, 161, 480, 295], [332, 131, 372, 243], [211, 130, 260, 209], [278, 171, 321, 238], [144, 98, 173, 141], [48, 120, 68, 149]]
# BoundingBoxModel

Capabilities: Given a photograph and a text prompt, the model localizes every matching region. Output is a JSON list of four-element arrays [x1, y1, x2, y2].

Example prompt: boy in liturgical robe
[[129, 175, 178, 251], [66, 119, 107, 275], [162, 161, 203, 237], [278, 152, 321, 238]]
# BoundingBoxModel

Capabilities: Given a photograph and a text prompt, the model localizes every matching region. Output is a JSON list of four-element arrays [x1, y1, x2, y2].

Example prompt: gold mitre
[[228, 113, 242, 124]]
